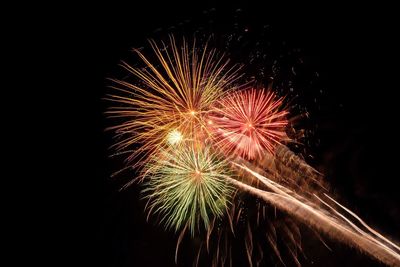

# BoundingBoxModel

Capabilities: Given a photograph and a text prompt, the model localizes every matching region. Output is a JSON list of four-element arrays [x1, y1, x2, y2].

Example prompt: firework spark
[[207, 89, 289, 160], [106, 36, 242, 169], [142, 145, 234, 236]]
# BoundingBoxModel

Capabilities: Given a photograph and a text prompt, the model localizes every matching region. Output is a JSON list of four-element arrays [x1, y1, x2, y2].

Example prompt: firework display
[[107, 37, 400, 266]]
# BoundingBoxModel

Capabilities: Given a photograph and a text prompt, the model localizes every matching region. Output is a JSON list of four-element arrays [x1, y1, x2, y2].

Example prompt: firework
[[142, 145, 234, 236], [207, 88, 289, 160], [106, 36, 242, 169], [106, 36, 400, 267]]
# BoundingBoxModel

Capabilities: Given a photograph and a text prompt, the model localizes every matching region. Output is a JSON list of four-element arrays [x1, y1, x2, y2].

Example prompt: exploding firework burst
[[106, 36, 242, 169], [142, 145, 234, 235], [207, 88, 289, 160]]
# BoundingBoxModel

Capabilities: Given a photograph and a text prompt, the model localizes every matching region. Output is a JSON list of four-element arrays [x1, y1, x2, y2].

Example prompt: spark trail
[[224, 162, 400, 266]]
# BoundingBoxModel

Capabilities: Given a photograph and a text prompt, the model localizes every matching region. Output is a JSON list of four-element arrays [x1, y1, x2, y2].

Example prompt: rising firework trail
[[224, 162, 400, 266]]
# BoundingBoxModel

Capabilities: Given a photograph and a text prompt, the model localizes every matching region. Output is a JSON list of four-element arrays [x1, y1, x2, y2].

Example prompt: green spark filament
[[143, 146, 234, 236]]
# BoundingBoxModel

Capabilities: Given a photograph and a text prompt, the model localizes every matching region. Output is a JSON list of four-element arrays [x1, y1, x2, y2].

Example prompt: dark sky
[[44, 3, 400, 267]]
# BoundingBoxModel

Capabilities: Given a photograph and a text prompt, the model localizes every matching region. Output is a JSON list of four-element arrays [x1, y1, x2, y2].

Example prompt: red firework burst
[[207, 89, 289, 160]]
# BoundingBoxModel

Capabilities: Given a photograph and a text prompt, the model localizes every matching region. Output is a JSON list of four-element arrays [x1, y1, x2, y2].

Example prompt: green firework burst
[[143, 145, 234, 235]]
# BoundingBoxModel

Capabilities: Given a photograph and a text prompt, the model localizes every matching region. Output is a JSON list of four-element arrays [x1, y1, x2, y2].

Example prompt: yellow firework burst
[[106, 36, 243, 170]]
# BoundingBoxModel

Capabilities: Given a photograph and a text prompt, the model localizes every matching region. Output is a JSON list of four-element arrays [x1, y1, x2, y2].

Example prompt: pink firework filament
[[207, 89, 289, 160]]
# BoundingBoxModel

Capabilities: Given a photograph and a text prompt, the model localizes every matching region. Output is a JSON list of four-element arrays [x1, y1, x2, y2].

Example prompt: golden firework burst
[[107, 36, 243, 172]]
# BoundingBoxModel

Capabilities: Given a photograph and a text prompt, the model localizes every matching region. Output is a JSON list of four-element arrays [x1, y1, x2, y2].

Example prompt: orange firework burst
[[106, 36, 243, 169], [207, 89, 289, 160]]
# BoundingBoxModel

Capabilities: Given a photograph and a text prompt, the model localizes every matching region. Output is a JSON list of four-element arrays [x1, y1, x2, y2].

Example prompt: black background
[[34, 2, 399, 267]]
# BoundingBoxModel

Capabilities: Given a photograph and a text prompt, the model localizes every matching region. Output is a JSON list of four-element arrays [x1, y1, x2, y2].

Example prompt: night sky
[[48, 3, 400, 267]]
